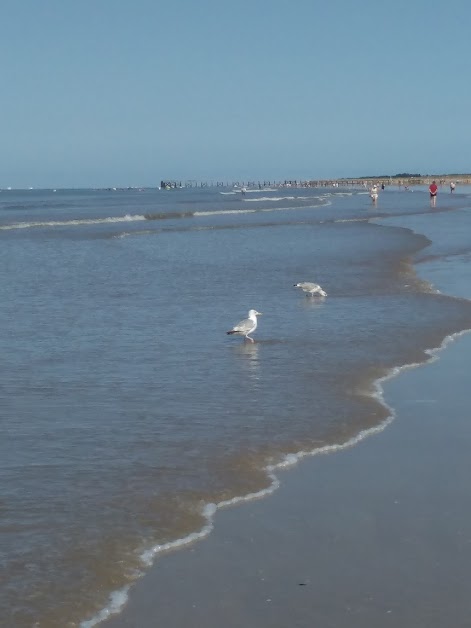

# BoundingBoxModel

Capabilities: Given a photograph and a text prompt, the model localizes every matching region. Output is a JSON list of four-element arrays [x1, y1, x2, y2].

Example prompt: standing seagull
[[226, 309, 262, 342], [294, 282, 327, 297]]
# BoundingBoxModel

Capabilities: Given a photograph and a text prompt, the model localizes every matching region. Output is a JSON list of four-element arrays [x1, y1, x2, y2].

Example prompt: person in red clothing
[[429, 180, 438, 206]]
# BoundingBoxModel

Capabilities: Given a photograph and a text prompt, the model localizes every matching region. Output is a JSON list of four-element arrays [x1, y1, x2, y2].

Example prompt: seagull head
[[248, 309, 262, 317]]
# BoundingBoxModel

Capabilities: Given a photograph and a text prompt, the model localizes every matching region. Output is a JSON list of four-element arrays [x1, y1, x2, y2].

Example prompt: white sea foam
[[243, 196, 294, 202], [195, 201, 330, 218], [243, 188, 279, 193], [243, 195, 325, 203], [0, 214, 146, 230], [258, 203, 328, 214], [195, 209, 258, 217], [80, 588, 132, 628], [140, 503, 218, 567], [335, 217, 369, 223]]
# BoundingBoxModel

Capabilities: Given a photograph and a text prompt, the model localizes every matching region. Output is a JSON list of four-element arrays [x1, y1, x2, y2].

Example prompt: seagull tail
[[227, 330, 237, 335]]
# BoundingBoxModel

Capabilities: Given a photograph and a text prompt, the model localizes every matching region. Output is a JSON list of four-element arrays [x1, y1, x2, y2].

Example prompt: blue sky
[[1, 0, 470, 187]]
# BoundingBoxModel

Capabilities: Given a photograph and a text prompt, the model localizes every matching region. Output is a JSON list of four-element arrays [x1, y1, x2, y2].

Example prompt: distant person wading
[[429, 181, 438, 207], [369, 184, 379, 204]]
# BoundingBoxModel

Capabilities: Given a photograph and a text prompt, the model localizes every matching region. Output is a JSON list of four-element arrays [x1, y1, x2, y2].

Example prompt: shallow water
[[1, 185, 471, 627]]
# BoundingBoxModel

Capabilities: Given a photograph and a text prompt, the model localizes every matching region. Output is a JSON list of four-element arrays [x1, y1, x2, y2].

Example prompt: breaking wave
[[0, 214, 146, 230], [0, 201, 332, 231]]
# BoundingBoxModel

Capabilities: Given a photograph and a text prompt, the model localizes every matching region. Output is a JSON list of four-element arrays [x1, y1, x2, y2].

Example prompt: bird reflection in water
[[300, 295, 327, 310], [232, 341, 261, 380]]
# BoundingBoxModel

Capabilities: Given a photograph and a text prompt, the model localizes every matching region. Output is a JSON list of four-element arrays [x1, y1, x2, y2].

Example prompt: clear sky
[[1, 0, 470, 188]]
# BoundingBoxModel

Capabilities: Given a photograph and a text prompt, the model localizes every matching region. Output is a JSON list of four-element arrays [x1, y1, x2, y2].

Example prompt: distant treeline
[[392, 173, 422, 178], [362, 173, 422, 178], [361, 172, 471, 179]]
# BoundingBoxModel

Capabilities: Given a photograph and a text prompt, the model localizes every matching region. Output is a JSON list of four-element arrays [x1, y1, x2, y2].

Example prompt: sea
[[1, 184, 471, 627]]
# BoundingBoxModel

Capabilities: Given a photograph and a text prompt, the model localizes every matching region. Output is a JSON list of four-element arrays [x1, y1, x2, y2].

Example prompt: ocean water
[[1, 185, 471, 627]]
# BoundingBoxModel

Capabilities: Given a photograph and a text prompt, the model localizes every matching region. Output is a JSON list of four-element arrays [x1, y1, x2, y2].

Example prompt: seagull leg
[[245, 334, 254, 343]]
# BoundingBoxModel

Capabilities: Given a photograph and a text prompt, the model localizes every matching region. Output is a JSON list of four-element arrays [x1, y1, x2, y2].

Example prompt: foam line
[[0, 214, 146, 230]]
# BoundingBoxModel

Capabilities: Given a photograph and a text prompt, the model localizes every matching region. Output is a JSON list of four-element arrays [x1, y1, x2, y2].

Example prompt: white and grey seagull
[[226, 309, 262, 342], [294, 282, 327, 297]]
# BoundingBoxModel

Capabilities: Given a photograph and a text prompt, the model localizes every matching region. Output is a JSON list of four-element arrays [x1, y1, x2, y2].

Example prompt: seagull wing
[[231, 317, 255, 333]]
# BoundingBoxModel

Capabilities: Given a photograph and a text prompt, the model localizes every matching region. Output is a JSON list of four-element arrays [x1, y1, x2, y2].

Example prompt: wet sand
[[103, 271, 471, 628]]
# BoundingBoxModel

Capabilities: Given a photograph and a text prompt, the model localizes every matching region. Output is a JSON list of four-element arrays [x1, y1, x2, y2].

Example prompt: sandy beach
[[102, 242, 471, 626]]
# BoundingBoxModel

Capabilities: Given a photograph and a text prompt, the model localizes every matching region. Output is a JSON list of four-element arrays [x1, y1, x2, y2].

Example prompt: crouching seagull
[[294, 282, 327, 297]]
